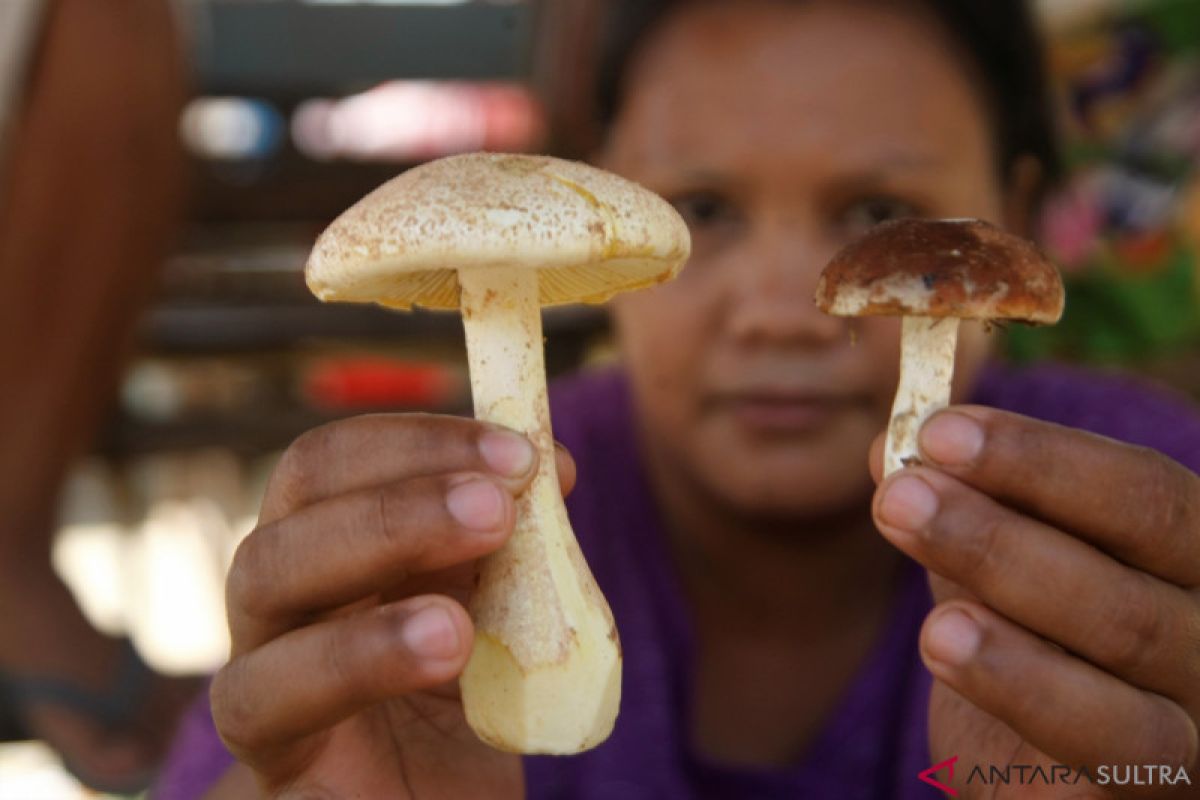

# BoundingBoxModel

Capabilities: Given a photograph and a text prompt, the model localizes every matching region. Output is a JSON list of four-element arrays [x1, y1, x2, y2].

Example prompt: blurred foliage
[[1010, 0, 1200, 365]]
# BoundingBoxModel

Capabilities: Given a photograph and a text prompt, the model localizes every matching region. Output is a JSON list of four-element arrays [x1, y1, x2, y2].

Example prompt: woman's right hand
[[208, 414, 573, 799]]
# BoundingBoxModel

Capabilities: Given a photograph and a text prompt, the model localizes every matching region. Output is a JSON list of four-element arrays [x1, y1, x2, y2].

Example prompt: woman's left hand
[[871, 407, 1200, 798]]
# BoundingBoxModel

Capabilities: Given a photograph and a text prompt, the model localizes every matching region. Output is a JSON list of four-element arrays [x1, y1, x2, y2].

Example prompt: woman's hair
[[592, 0, 1062, 196]]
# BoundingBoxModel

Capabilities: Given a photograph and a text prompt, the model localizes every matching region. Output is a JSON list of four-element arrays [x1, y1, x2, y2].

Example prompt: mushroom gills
[[884, 315, 960, 476], [457, 266, 622, 754]]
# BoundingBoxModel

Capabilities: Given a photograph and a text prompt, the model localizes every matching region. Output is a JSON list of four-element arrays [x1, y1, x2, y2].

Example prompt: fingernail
[[479, 430, 535, 478], [925, 609, 981, 667], [446, 479, 505, 531], [401, 606, 460, 660], [879, 476, 938, 532], [920, 412, 984, 466]]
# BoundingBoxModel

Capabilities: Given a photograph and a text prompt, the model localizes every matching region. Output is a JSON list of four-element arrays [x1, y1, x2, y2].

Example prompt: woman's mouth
[[715, 391, 867, 436]]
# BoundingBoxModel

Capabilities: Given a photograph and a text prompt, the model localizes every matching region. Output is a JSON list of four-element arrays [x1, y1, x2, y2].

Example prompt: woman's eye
[[839, 197, 920, 236], [670, 191, 740, 229]]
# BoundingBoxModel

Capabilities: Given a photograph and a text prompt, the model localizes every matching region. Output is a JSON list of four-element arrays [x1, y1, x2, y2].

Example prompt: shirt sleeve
[[153, 682, 236, 800], [971, 361, 1200, 473]]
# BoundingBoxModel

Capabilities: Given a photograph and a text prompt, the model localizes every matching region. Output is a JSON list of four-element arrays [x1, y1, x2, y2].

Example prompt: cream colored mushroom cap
[[305, 152, 692, 310]]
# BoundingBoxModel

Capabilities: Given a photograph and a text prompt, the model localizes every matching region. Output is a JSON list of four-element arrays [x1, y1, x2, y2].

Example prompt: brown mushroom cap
[[814, 218, 1064, 324], [306, 152, 691, 310]]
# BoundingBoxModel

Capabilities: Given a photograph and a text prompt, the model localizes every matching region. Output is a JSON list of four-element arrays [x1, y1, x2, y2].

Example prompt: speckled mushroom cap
[[305, 152, 691, 310], [814, 218, 1064, 323]]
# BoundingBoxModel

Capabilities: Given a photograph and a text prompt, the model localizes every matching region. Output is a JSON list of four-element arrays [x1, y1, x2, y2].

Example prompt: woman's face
[[603, 0, 1020, 519]]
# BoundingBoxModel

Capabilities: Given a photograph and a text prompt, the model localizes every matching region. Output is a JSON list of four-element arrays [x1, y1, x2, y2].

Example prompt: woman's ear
[[1003, 154, 1045, 239]]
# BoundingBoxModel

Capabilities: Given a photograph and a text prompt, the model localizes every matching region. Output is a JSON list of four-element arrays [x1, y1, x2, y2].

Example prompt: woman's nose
[[726, 225, 846, 347]]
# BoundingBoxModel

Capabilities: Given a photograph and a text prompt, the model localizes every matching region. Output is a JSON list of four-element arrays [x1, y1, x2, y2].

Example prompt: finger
[[261, 415, 538, 524], [213, 596, 471, 763], [919, 601, 1198, 784], [556, 442, 577, 497], [917, 407, 1200, 587], [875, 468, 1200, 703], [869, 433, 967, 605], [926, 571, 973, 606], [230, 473, 513, 651], [868, 431, 885, 484]]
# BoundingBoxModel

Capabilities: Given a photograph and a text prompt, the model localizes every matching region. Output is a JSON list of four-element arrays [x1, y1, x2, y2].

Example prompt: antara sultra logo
[[918, 756, 1192, 796]]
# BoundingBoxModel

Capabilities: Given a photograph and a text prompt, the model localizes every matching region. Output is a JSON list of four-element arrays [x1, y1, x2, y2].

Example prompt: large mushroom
[[815, 218, 1063, 476], [305, 152, 690, 753]]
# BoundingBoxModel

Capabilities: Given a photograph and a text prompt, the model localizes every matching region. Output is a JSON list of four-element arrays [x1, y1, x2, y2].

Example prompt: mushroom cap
[[305, 152, 691, 310], [814, 218, 1064, 324]]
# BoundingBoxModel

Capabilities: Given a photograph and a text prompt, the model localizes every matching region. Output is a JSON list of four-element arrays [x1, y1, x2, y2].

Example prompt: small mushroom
[[305, 153, 690, 754], [815, 218, 1063, 476]]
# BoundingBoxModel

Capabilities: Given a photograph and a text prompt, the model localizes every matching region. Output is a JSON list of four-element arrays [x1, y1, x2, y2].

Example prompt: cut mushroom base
[[305, 152, 691, 754], [884, 315, 960, 476], [457, 266, 621, 754]]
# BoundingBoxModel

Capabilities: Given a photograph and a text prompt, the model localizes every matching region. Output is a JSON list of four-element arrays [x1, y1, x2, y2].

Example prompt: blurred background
[[3, 0, 1200, 796]]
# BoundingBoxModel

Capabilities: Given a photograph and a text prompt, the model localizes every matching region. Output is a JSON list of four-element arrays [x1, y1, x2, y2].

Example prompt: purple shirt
[[154, 362, 1200, 800]]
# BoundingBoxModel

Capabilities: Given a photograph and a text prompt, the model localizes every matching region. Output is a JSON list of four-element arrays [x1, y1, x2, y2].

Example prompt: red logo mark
[[919, 755, 959, 797]]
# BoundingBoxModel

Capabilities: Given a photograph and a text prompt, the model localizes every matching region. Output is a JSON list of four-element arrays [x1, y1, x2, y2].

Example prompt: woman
[[161, 0, 1200, 797]]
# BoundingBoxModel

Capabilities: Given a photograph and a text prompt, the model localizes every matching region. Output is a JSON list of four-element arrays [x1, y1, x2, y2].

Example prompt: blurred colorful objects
[[291, 80, 545, 162], [1013, 0, 1200, 364], [180, 97, 287, 161], [303, 357, 465, 410]]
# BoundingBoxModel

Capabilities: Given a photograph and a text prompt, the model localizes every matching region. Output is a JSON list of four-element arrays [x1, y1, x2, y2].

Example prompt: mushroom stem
[[456, 267, 621, 755], [884, 315, 960, 476]]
